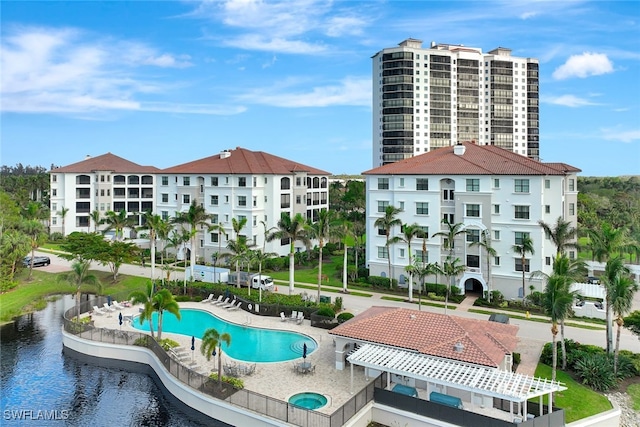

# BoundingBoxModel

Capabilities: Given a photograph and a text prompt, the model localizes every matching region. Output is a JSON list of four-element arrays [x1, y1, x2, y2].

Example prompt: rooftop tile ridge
[[483, 331, 512, 354]]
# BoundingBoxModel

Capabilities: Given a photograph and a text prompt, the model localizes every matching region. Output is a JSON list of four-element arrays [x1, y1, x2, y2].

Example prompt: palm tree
[[439, 256, 466, 314], [57, 206, 69, 236], [373, 205, 402, 287], [89, 209, 102, 233], [139, 211, 164, 283], [201, 328, 231, 388], [226, 238, 248, 289], [603, 256, 632, 354], [308, 209, 335, 301], [130, 281, 156, 338], [172, 202, 211, 280], [405, 259, 439, 311], [542, 264, 577, 383], [259, 220, 277, 253], [152, 289, 181, 340], [432, 218, 466, 259], [512, 235, 535, 299], [207, 223, 227, 268], [103, 209, 135, 241], [393, 223, 426, 301], [21, 219, 47, 280], [58, 260, 101, 321], [587, 222, 629, 262], [267, 213, 310, 295], [608, 265, 638, 373], [538, 217, 578, 257], [155, 217, 172, 284], [334, 217, 353, 293], [469, 229, 497, 302], [251, 249, 277, 302]]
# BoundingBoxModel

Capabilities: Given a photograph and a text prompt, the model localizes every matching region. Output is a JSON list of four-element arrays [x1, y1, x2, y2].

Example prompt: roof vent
[[410, 314, 416, 320], [220, 149, 231, 159], [453, 144, 466, 156], [454, 342, 465, 353]]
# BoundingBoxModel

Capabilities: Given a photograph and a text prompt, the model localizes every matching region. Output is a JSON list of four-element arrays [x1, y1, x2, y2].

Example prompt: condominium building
[[49, 153, 160, 236], [49, 148, 331, 262], [363, 142, 579, 300], [372, 39, 539, 167]]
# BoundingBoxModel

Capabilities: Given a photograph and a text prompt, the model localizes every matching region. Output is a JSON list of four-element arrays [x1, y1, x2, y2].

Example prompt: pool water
[[133, 309, 316, 363], [289, 392, 328, 410]]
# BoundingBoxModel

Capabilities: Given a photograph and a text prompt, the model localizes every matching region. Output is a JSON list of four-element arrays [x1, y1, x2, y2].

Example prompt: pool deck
[[90, 301, 373, 414]]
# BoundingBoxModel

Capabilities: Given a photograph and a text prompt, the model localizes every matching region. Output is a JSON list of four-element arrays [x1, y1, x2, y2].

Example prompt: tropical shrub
[[333, 297, 343, 312], [574, 353, 617, 391], [158, 338, 180, 350], [315, 307, 335, 318], [337, 312, 354, 324], [208, 373, 244, 389], [368, 276, 397, 288], [49, 232, 64, 242], [133, 336, 151, 347]]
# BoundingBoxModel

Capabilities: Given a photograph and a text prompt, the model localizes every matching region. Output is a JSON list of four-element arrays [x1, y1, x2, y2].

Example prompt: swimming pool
[[133, 309, 316, 363]]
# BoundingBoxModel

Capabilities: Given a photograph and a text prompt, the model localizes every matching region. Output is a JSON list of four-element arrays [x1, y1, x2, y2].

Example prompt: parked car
[[23, 256, 51, 267]]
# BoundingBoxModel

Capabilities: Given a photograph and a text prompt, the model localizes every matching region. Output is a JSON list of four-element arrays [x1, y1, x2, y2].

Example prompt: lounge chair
[[201, 293, 214, 303], [290, 311, 298, 321], [112, 301, 125, 310], [169, 347, 189, 361], [221, 299, 236, 309], [209, 295, 223, 305], [227, 301, 242, 311], [215, 297, 230, 307], [103, 303, 116, 312], [296, 312, 304, 324], [280, 312, 288, 322], [92, 305, 105, 315]]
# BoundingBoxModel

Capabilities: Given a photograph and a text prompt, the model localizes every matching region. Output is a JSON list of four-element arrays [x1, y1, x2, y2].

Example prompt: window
[[211, 233, 219, 243], [399, 248, 405, 258], [515, 258, 530, 272], [225, 195, 229, 203], [494, 230, 500, 240], [52, 217, 57, 225], [514, 231, 530, 245], [253, 216, 257, 227], [377, 201, 389, 213], [162, 194, 168, 203], [569, 203, 575, 215], [545, 205, 550, 214], [514, 205, 530, 219], [211, 214, 218, 224], [238, 196, 247, 207], [253, 177, 257, 187], [280, 194, 290, 208], [546, 257, 551, 266], [161, 211, 168, 220], [296, 177, 302, 186], [466, 204, 480, 217], [239, 177, 247, 187], [211, 177, 218, 186], [51, 203, 57, 211], [545, 179, 550, 189], [493, 178, 500, 188], [378, 178, 389, 190], [378, 227, 386, 236], [419, 226, 429, 236], [466, 229, 480, 243], [161, 176, 168, 185], [399, 201, 404, 210], [443, 189, 454, 201], [225, 177, 230, 184], [569, 251, 575, 259], [569, 179, 575, 191], [494, 256, 500, 266], [280, 177, 290, 190], [466, 179, 479, 192], [52, 175, 57, 183], [183, 177, 190, 186], [415, 250, 428, 263], [416, 202, 429, 215], [443, 213, 454, 224], [377, 246, 389, 259], [253, 196, 257, 207], [467, 255, 480, 268], [416, 179, 429, 191], [514, 179, 530, 193], [52, 189, 57, 196], [211, 195, 218, 206], [399, 178, 405, 187], [183, 194, 190, 204], [493, 204, 500, 214]]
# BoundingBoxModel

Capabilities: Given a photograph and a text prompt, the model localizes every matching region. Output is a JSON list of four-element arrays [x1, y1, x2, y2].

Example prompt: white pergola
[[347, 343, 566, 421]]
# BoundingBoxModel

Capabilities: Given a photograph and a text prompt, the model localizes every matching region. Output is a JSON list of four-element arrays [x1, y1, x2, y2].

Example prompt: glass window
[[515, 258, 530, 272], [183, 177, 190, 186], [211, 233, 219, 243], [162, 176, 168, 186], [514, 205, 530, 219], [211, 195, 218, 205], [280, 177, 290, 190], [211, 177, 218, 186], [162, 194, 168, 203], [494, 178, 500, 188], [569, 203, 575, 215], [569, 179, 575, 191], [238, 196, 247, 207], [514, 231, 530, 245], [377, 246, 389, 259], [377, 201, 389, 213], [443, 189, 454, 201], [466, 179, 479, 192], [183, 194, 190, 204], [494, 256, 500, 266], [466, 229, 480, 243], [494, 230, 500, 240], [493, 204, 500, 214], [467, 254, 480, 268], [416, 202, 429, 215], [161, 211, 168, 220], [545, 205, 550, 214], [211, 214, 218, 224], [466, 204, 480, 217], [514, 179, 530, 193], [415, 250, 428, 263], [416, 179, 429, 191], [239, 177, 247, 187], [378, 178, 389, 190], [399, 178, 405, 187], [545, 179, 550, 189]]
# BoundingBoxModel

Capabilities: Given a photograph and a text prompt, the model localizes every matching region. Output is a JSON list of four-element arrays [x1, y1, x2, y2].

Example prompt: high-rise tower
[[372, 39, 539, 166]]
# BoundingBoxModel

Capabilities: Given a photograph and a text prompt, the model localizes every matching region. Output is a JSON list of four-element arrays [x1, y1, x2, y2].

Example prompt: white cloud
[[552, 52, 614, 80], [602, 129, 640, 143], [0, 26, 236, 116], [519, 11, 538, 20], [237, 76, 371, 107], [543, 94, 599, 107], [223, 34, 327, 54]]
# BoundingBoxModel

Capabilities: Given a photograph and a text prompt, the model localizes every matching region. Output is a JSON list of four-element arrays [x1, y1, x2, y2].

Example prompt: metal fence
[[62, 293, 378, 427]]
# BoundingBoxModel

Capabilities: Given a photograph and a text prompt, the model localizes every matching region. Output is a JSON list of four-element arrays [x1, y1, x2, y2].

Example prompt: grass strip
[[468, 309, 604, 330], [628, 383, 640, 411]]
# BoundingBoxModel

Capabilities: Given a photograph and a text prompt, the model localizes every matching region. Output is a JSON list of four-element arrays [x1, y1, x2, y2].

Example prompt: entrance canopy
[[347, 343, 565, 402]]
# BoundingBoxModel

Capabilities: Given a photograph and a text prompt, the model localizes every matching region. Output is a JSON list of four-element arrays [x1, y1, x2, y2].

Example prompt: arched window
[[280, 177, 290, 190]]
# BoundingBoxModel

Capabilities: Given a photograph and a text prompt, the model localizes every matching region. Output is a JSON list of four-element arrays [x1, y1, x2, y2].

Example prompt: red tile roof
[[161, 147, 331, 175], [363, 142, 581, 176], [330, 307, 519, 368], [51, 153, 160, 173]]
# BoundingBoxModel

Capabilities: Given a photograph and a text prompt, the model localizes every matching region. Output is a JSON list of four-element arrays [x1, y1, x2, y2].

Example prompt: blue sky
[[1, 0, 639, 176]]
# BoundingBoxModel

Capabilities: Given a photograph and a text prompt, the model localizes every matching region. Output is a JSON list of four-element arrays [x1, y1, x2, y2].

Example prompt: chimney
[[453, 143, 466, 156], [220, 149, 231, 159], [454, 342, 465, 353]]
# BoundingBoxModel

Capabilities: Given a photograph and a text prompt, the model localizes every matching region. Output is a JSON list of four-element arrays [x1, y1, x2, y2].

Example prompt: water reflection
[[0, 295, 220, 426]]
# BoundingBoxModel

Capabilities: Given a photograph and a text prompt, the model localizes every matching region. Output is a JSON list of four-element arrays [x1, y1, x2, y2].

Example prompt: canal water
[[0, 295, 224, 426]]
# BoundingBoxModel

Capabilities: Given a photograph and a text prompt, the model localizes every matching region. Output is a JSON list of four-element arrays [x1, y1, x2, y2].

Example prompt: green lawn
[[532, 364, 612, 423], [468, 309, 605, 330], [628, 383, 640, 411], [0, 269, 148, 323]]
